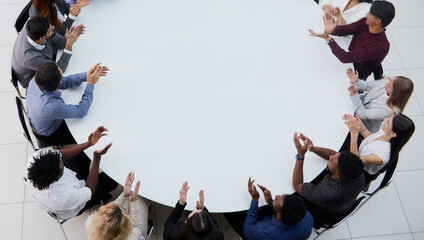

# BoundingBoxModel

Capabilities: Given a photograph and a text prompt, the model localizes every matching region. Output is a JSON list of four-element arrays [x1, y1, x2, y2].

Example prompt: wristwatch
[[326, 38, 334, 44], [295, 154, 305, 161]]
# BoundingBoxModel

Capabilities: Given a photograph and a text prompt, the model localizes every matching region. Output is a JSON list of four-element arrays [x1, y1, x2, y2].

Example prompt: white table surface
[[62, 0, 353, 212]]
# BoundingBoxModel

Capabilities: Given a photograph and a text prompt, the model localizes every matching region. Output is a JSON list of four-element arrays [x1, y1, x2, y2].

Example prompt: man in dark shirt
[[309, 0, 395, 80], [292, 132, 364, 227]]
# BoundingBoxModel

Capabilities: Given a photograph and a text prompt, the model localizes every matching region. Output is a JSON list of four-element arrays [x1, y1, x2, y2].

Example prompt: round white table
[[62, 0, 352, 212]]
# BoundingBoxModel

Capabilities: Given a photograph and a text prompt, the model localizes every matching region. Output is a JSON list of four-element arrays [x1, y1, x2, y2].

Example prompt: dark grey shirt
[[11, 26, 71, 88], [302, 173, 364, 216]]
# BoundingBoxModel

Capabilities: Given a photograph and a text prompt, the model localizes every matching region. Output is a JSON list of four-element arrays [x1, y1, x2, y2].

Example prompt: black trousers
[[224, 204, 274, 239], [34, 121, 118, 213]]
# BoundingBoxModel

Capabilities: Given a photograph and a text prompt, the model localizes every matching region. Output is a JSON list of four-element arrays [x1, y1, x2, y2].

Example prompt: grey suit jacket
[[29, 0, 74, 36], [11, 26, 71, 88], [349, 79, 397, 133]]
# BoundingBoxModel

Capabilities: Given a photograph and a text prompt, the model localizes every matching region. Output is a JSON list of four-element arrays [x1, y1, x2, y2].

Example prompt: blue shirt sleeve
[[243, 199, 262, 240], [47, 83, 95, 119], [59, 72, 87, 90]]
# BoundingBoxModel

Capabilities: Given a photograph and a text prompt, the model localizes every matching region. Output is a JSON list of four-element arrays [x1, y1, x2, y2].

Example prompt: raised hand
[[344, 114, 362, 134], [130, 180, 140, 202], [346, 68, 359, 84], [87, 126, 108, 146], [293, 132, 308, 158], [257, 184, 273, 205], [93, 143, 112, 158], [323, 12, 337, 34], [69, 4, 81, 16], [308, 29, 331, 40], [348, 84, 361, 95], [76, 0, 90, 7], [87, 63, 109, 85], [248, 177, 259, 201], [299, 133, 315, 152], [65, 24, 85, 50], [123, 172, 135, 197], [179, 181, 189, 205], [196, 190, 205, 210]]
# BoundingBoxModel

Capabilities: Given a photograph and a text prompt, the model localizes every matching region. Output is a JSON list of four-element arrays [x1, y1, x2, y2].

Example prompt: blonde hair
[[87, 202, 132, 240], [387, 76, 414, 113]]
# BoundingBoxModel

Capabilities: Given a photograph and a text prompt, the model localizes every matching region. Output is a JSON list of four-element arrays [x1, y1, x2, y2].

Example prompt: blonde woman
[[86, 172, 150, 240]]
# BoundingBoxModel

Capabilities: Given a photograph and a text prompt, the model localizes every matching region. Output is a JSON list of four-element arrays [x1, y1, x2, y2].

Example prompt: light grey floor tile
[[0, 91, 27, 144], [22, 202, 88, 240], [0, 143, 27, 204], [394, 170, 424, 232], [382, 31, 404, 71], [352, 233, 414, 240], [0, 203, 23, 240], [308, 221, 351, 240], [388, 0, 424, 28], [414, 232, 424, 240], [0, 45, 14, 92], [405, 69, 424, 113], [347, 183, 411, 238], [0, 3, 25, 45], [397, 116, 424, 171], [390, 27, 424, 69]]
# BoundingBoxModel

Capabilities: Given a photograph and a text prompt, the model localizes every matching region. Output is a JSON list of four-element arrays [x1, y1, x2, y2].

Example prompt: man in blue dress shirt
[[242, 177, 313, 240], [27, 61, 108, 147]]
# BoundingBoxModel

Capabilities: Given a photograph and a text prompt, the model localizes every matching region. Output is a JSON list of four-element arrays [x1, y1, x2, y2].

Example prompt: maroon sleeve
[[327, 39, 388, 63], [331, 18, 366, 37]]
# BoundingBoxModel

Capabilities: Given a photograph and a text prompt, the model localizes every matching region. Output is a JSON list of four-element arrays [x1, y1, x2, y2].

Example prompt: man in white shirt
[[25, 126, 118, 220]]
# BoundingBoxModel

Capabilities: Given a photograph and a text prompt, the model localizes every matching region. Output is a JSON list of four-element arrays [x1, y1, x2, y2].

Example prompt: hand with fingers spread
[[93, 143, 112, 159], [248, 177, 259, 201], [123, 172, 135, 197], [346, 68, 359, 84], [130, 180, 140, 202], [69, 4, 81, 16], [196, 190, 205, 210], [65, 24, 85, 50], [88, 126, 108, 146], [348, 84, 361, 96], [179, 181, 189, 205], [293, 132, 308, 159], [345, 114, 362, 135], [323, 12, 337, 34], [257, 184, 273, 205], [299, 133, 315, 152], [76, 0, 90, 7], [87, 63, 109, 85]]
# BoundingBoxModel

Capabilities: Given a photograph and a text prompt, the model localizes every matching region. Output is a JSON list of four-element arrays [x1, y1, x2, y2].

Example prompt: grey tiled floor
[[1, 1, 424, 239]]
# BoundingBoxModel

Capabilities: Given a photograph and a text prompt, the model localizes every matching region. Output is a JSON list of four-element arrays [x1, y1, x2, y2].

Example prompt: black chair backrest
[[15, 0, 33, 34], [11, 68, 25, 99], [379, 155, 399, 189], [16, 96, 37, 150]]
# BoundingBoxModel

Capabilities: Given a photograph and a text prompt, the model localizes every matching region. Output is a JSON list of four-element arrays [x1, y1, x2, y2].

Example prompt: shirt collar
[[27, 36, 45, 50]]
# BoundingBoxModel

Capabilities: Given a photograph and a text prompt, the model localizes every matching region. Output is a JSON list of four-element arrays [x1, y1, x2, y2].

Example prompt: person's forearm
[[85, 157, 100, 196], [292, 160, 304, 194], [60, 141, 91, 160], [336, 15, 347, 25], [350, 132, 359, 156], [311, 147, 337, 160]]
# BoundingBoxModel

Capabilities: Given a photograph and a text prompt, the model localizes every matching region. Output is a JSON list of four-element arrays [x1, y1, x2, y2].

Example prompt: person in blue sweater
[[243, 177, 313, 240]]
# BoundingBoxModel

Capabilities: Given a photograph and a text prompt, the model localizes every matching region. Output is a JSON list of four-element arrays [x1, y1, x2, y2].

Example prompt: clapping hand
[[76, 0, 90, 7], [87, 63, 109, 85], [248, 177, 259, 201], [293, 132, 308, 158], [348, 85, 361, 95], [179, 181, 189, 205], [123, 172, 135, 197], [299, 133, 315, 152], [346, 68, 359, 84], [88, 126, 108, 146], [257, 184, 273, 205], [69, 4, 81, 16], [196, 190, 205, 210], [344, 114, 362, 134], [323, 12, 337, 34], [93, 143, 112, 158], [130, 180, 140, 202]]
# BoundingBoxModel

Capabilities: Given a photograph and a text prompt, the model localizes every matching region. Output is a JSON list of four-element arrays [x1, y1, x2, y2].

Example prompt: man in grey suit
[[11, 16, 84, 88]]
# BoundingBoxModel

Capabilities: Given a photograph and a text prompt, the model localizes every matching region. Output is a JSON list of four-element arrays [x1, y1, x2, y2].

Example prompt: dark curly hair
[[338, 151, 364, 181], [280, 195, 306, 225], [27, 151, 63, 190]]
